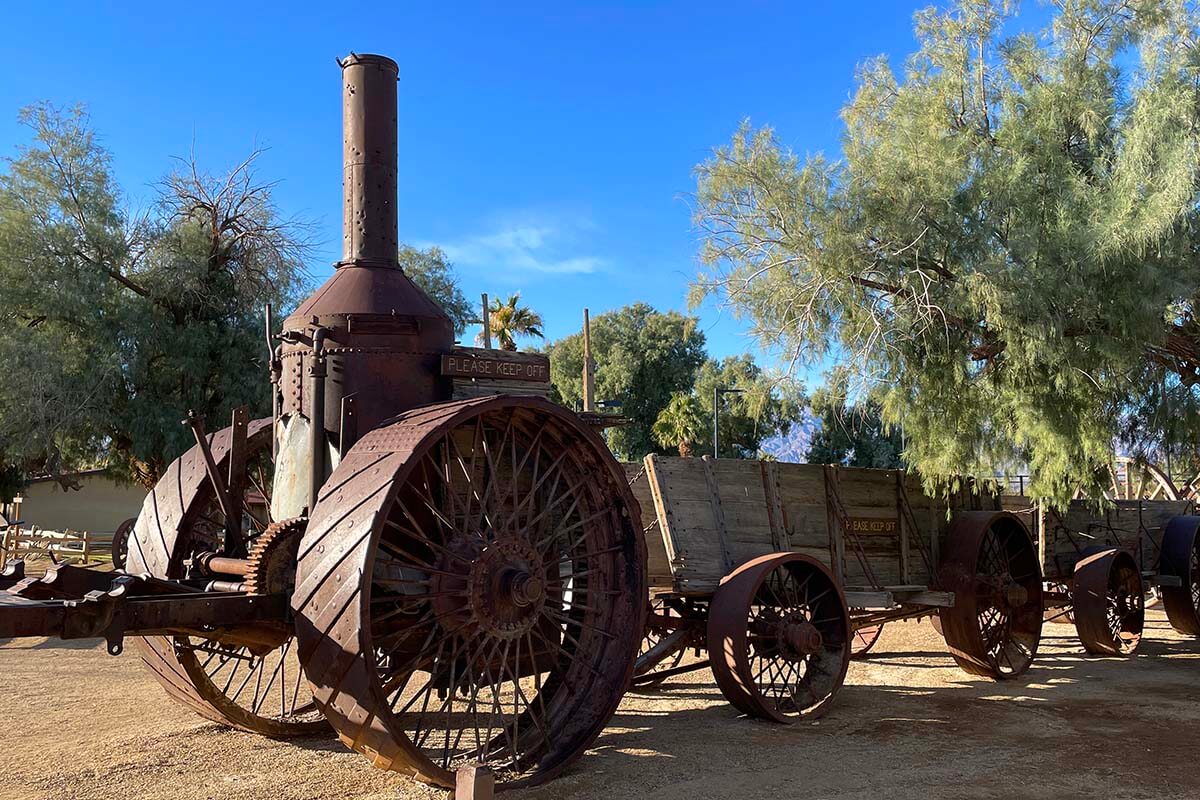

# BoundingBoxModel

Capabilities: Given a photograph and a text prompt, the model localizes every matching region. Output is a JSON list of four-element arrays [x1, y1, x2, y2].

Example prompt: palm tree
[[652, 392, 704, 457], [479, 293, 545, 351]]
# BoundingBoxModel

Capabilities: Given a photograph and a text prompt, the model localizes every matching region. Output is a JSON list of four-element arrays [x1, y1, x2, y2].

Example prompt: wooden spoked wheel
[[1161, 516, 1200, 635], [127, 419, 326, 737], [938, 511, 1042, 679], [1105, 459, 1180, 501], [294, 397, 645, 789], [634, 597, 688, 688], [707, 553, 850, 723], [1072, 548, 1144, 655], [849, 623, 883, 659]]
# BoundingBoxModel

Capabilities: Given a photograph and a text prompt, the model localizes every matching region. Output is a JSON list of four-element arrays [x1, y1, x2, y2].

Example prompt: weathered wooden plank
[[762, 461, 789, 551], [844, 591, 893, 609]]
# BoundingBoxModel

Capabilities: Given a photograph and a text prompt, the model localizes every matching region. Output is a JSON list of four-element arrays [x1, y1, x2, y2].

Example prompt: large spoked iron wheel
[[850, 623, 884, 659], [1160, 516, 1200, 635], [293, 396, 645, 789], [1072, 548, 1143, 655], [127, 419, 326, 737], [938, 511, 1042, 679], [707, 553, 850, 723]]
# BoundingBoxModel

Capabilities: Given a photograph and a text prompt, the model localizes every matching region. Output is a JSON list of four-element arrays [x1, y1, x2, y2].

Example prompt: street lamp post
[[713, 386, 746, 458]]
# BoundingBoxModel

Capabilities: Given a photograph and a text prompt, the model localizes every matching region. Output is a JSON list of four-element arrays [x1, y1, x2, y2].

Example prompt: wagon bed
[[625, 455, 1046, 720]]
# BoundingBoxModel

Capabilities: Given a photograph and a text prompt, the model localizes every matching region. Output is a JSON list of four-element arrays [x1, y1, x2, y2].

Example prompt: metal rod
[[481, 292, 492, 349], [309, 328, 329, 512], [712, 386, 746, 458], [184, 412, 237, 528], [582, 308, 594, 413], [630, 659, 710, 685], [197, 552, 253, 577]]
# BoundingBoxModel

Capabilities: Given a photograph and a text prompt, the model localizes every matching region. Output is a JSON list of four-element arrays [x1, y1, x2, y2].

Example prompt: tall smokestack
[[338, 53, 399, 269]]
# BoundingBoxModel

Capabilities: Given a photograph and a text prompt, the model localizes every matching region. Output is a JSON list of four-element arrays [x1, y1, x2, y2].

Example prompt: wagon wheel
[[111, 517, 135, 571], [937, 511, 1042, 679], [1072, 548, 1144, 655], [293, 396, 645, 789], [1160, 515, 1200, 635], [126, 418, 326, 737], [707, 553, 850, 723], [850, 623, 883, 659], [1104, 459, 1180, 501], [633, 597, 688, 689]]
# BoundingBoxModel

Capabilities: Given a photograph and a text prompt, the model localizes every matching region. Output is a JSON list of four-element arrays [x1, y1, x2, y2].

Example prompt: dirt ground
[[2, 611, 1198, 800]]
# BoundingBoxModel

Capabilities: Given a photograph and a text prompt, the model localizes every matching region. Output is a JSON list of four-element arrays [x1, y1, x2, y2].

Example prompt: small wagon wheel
[[293, 396, 645, 789], [849, 623, 884, 659], [1072, 548, 1144, 655], [127, 419, 326, 737], [1160, 515, 1200, 635], [937, 511, 1042, 679], [707, 553, 850, 723], [633, 597, 688, 689], [111, 517, 135, 571]]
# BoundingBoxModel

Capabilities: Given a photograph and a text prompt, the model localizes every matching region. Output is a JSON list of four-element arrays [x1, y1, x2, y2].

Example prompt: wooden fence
[[0, 526, 114, 569]]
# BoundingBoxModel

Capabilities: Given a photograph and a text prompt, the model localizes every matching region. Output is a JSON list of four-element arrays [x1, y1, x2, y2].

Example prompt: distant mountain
[[760, 412, 817, 463]]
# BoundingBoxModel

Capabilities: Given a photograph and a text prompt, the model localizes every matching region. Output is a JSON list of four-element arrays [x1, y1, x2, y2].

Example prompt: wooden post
[[81, 530, 91, 565], [581, 308, 594, 412], [480, 293, 492, 350], [455, 764, 494, 800]]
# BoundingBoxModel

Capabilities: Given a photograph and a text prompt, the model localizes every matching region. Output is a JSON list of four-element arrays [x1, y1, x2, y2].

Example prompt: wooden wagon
[[624, 455, 1044, 722], [1038, 498, 1200, 654]]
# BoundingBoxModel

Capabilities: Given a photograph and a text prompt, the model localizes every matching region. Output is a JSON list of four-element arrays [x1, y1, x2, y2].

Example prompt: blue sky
[[2, 1, 963, 370]]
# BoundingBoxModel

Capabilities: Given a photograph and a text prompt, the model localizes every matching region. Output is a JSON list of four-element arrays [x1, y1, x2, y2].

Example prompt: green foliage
[[693, 0, 1200, 502], [652, 391, 705, 457], [481, 293, 544, 351], [398, 244, 475, 337], [0, 103, 308, 487], [806, 386, 905, 469], [693, 355, 804, 458], [546, 303, 707, 459]]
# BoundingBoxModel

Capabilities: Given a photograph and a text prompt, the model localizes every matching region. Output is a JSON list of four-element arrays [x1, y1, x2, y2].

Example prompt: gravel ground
[[2, 611, 1198, 800]]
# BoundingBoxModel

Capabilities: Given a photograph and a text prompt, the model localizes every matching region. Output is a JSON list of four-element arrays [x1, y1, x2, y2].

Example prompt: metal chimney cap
[[338, 53, 399, 73]]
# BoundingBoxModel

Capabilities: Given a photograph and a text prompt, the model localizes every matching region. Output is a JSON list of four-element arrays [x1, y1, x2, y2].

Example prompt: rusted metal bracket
[[1, 571, 287, 654], [184, 411, 237, 538], [225, 406, 250, 551]]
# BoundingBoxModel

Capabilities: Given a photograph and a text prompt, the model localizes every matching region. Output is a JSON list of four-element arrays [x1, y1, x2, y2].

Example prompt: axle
[[0, 561, 289, 655]]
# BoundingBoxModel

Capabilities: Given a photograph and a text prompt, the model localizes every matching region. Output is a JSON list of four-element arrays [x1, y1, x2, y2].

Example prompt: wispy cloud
[[426, 213, 606, 275]]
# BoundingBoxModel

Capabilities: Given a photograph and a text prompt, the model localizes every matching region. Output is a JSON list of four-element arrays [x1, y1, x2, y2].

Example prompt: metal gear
[[244, 517, 308, 596]]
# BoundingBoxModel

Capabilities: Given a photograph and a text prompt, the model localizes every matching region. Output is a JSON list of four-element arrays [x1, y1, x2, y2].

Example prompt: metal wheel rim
[[707, 553, 850, 724], [1160, 515, 1200, 635], [1073, 549, 1144, 656], [129, 419, 325, 736], [294, 397, 645, 789], [938, 511, 1042, 679], [850, 623, 883, 659]]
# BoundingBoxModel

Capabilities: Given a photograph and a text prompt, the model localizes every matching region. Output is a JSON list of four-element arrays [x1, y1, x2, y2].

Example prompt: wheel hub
[[1003, 582, 1029, 609], [777, 612, 823, 658], [428, 536, 551, 642]]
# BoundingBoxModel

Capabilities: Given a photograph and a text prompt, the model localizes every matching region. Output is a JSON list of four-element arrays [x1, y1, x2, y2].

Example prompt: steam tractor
[[0, 54, 645, 789]]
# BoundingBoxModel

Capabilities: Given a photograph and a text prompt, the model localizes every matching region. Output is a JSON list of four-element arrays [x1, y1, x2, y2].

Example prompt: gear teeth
[[244, 516, 308, 596]]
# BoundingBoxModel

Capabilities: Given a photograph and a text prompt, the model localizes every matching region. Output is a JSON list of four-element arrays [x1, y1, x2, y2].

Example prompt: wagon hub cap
[[781, 618, 823, 657], [1003, 582, 1029, 609]]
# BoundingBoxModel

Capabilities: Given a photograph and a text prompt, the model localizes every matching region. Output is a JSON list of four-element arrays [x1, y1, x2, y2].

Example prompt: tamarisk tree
[[694, 0, 1200, 500], [0, 104, 308, 490]]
